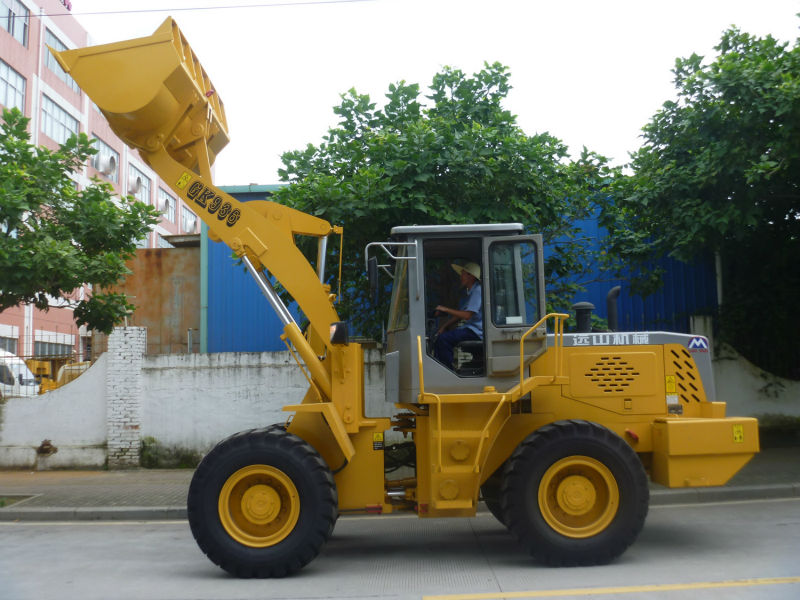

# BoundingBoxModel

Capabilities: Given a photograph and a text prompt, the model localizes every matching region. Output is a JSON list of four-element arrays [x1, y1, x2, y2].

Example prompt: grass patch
[[0, 495, 32, 508]]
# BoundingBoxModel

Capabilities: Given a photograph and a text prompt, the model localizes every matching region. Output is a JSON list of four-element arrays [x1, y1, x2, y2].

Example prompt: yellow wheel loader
[[53, 19, 759, 578]]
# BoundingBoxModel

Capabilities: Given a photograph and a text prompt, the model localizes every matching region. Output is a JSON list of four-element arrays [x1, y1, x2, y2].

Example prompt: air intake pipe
[[606, 286, 621, 332], [572, 301, 595, 333]]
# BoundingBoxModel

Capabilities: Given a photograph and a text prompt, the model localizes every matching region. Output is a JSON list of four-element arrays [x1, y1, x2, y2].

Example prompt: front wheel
[[502, 420, 648, 566], [188, 428, 337, 578]]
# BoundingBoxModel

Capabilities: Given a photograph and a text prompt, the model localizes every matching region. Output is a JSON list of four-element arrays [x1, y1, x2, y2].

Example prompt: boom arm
[[52, 18, 343, 388]]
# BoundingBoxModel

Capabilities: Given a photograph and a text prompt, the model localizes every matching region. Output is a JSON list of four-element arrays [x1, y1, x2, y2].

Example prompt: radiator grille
[[584, 356, 641, 393], [669, 347, 702, 403]]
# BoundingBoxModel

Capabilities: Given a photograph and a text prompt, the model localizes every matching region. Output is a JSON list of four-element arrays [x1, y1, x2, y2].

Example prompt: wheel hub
[[556, 474, 596, 515], [241, 484, 281, 524], [218, 464, 300, 548], [538, 455, 620, 538]]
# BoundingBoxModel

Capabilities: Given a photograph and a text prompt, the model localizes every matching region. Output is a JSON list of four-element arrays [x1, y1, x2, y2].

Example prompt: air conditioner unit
[[128, 175, 142, 195], [96, 155, 117, 176]]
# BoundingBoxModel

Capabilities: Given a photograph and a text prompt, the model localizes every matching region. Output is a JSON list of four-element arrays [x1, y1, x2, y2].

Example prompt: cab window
[[488, 240, 540, 326]]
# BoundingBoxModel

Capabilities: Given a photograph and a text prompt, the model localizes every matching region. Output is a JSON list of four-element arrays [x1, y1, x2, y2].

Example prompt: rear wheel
[[188, 428, 337, 577], [502, 420, 648, 566]]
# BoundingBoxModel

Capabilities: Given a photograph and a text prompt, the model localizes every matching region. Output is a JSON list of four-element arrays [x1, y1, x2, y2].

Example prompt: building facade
[[0, 0, 200, 361]]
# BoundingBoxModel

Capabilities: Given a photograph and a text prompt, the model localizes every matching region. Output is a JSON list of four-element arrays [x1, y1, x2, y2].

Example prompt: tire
[[187, 428, 337, 578], [502, 420, 648, 566], [480, 465, 507, 526]]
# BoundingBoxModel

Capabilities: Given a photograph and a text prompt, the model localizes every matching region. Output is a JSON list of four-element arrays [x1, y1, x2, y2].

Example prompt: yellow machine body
[[406, 336, 757, 517], [53, 19, 758, 575]]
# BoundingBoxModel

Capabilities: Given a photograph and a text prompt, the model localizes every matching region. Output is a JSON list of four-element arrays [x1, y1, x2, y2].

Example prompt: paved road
[[1, 498, 799, 600]]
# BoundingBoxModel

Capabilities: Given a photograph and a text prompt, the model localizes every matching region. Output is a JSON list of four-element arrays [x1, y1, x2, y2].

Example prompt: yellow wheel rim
[[218, 465, 300, 547], [538, 455, 619, 538]]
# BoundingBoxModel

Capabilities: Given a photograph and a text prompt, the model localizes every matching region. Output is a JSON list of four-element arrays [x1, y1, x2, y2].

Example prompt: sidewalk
[[0, 447, 798, 521]]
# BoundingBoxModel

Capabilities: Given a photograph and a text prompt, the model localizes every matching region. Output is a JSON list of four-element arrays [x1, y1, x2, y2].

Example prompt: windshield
[[8, 360, 37, 386]]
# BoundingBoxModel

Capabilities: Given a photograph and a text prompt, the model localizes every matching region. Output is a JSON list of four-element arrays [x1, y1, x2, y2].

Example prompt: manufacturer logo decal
[[687, 336, 709, 352], [185, 180, 241, 227]]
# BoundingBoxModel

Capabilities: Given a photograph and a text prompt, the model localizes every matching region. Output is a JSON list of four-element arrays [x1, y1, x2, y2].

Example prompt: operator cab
[[367, 223, 546, 405]]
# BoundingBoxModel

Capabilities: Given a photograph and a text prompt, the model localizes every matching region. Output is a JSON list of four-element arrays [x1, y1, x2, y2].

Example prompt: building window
[[159, 188, 176, 222], [41, 94, 79, 145], [181, 206, 197, 233], [128, 165, 151, 204], [34, 341, 73, 357], [44, 29, 81, 94], [0, 336, 18, 354], [0, 58, 25, 111], [157, 234, 173, 248], [1, 0, 29, 46], [135, 232, 150, 249], [92, 137, 119, 183]]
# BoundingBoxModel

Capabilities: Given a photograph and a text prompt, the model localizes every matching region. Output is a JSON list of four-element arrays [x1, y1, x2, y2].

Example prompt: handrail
[[472, 393, 510, 473], [519, 313, 570, 388], [417, 335, 443, 470]]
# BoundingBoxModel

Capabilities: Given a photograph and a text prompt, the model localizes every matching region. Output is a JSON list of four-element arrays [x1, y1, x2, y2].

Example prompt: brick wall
[[106, 327, 146, 468]]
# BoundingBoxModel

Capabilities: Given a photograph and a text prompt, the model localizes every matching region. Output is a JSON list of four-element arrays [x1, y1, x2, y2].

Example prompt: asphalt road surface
[[1, 498, 799, 600]]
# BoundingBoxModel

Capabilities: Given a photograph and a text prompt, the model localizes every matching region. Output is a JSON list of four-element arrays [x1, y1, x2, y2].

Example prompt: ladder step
[[434, 499, 473, 510]]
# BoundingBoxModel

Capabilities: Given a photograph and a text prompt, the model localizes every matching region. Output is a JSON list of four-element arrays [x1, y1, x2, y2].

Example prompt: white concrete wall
[[141, 349, 386, 453], [714, 345, 800, 418], [0, 354, 107, 469], [0, 326, 796, 469]]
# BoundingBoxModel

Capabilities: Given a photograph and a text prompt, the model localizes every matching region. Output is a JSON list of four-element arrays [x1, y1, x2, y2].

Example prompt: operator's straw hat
[[452, 262, 481, 280]]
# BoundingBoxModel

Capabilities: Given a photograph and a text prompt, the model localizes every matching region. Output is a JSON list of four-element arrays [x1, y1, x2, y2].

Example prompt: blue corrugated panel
[[598, 255, 717, 333], [206, 186, 299, 352], [545, 211, 718, 333], [207, 189, 718, 351]]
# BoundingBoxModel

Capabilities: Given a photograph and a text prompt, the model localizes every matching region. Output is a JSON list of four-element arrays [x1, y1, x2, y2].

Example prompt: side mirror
[[367, 256, 379, 304]]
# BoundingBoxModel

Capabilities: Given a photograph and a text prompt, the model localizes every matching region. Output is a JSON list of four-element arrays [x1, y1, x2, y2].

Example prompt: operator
[[433, 262, 483, 368]]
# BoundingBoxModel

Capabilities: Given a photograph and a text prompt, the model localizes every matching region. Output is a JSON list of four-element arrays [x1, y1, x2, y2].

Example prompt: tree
[[605, 27, 800, 378], [275, 63, 618, 337], [0, 108, 160, 333]]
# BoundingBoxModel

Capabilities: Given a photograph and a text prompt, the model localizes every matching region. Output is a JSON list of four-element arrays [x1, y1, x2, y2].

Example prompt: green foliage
[[0, 108, 160, 333], [605, 27, 800, 378], [276, 63, 619, 336]]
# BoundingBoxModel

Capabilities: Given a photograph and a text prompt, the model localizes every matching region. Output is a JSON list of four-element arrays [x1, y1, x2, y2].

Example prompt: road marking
[[423, 576, 800, 599]]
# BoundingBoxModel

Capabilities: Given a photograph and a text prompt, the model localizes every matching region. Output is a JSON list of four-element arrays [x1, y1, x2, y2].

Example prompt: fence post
[[106, 327, 146, 468]]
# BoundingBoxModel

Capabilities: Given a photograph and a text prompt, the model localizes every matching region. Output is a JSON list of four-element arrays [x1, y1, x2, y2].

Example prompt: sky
[[64, 0, 800, 186]]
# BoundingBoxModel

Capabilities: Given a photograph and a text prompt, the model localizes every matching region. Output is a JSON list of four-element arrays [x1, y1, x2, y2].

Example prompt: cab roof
[[390, 223, 524, 238]]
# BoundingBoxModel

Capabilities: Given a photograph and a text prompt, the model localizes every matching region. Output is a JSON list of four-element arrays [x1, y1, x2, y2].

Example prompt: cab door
[[481, 235, 546, 376]]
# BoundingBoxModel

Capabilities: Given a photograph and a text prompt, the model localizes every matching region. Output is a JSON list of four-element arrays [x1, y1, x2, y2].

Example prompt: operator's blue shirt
[[459, 281, 483, 338]]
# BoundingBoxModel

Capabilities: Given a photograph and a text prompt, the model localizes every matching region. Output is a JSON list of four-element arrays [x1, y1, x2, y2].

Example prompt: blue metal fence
[[551, 215, 718, 333]]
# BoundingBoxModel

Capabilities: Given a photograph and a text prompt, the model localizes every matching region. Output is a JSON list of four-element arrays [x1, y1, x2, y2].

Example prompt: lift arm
[[52, 18, 344, 398]]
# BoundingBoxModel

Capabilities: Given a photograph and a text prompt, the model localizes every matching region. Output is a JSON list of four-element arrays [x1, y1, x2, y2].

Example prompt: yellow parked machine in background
[[53, 19, 759, 578]]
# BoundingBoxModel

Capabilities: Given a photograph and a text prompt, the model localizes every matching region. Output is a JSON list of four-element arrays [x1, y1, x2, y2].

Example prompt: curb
[[0, 506, 187, 522], [649, 483, 800, 506], [1, 484, 798, 522]]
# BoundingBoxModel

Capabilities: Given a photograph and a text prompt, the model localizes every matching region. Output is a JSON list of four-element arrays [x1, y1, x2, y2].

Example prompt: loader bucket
[[51, 17, 228, 176]]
